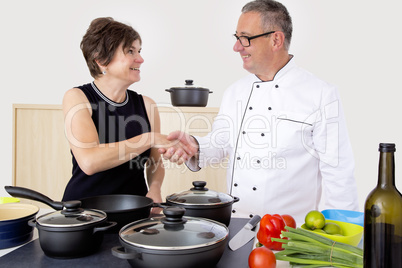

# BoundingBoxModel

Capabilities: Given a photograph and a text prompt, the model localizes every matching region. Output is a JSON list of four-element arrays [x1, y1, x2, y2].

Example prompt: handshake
[[155, 131, 199, 165]]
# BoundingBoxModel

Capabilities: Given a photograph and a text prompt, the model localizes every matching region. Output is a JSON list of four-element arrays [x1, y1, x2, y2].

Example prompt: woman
[[62, 17, 179, 210]]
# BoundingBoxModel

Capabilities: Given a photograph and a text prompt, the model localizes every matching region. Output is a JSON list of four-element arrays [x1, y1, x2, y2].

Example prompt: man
[[161, 0, 359, 223]]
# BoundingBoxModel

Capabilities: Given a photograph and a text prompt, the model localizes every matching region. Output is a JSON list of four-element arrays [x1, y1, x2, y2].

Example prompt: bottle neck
[[378, 151, 395, 188]]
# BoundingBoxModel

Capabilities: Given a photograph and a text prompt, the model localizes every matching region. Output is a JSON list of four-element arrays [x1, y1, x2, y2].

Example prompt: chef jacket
[[188, 57, 359, 223]]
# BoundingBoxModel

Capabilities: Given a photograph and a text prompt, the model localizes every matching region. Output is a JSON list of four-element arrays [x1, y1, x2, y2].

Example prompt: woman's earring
[[102, 70, 107, 75]]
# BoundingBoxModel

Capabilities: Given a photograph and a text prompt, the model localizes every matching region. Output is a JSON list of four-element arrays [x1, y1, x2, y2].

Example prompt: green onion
[[272, 226, 363, 268]]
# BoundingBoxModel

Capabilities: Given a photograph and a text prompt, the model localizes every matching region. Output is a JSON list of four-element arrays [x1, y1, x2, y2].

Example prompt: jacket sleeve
[[185, 88, 236, 171], [313, 85, 359, 211]]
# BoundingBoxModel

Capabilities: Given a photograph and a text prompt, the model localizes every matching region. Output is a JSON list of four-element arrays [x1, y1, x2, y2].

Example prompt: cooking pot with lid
[[28, 201, 116, 258], [164, 181, 239, 226], [112, 206, 229, 268], [165, 80, 212, 107]]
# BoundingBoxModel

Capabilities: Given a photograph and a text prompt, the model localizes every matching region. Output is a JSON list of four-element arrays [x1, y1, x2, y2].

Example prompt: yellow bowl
[[301, 219, 363, 246], [0, 197, 20, 204]]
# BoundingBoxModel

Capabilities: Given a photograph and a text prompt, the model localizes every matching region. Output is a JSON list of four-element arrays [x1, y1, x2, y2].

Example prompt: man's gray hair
[[242, 0, 292, 50]]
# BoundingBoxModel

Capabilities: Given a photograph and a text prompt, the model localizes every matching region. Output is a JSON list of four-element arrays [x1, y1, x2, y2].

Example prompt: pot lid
[[170, 80, 209, 90], [166, 181, 234, 206], [36, 201, 106, 228], [119, 207, 228, 250]]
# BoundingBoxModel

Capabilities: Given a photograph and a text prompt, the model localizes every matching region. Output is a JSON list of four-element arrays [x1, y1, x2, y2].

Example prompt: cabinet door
[[13, 104, 71, 206]]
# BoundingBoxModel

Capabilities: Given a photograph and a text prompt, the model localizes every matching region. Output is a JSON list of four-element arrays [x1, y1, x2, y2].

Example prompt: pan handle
[[111, 246, 141, 260], [5, 186, 64, 210], [93, 221, 117, 234]]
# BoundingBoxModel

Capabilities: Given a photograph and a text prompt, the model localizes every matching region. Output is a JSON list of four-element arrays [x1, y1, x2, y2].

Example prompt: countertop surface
[[0, 217, 257, 268]]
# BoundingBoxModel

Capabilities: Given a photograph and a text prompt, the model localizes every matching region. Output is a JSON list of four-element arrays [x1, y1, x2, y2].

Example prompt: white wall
[[1, 0, 401, 211]]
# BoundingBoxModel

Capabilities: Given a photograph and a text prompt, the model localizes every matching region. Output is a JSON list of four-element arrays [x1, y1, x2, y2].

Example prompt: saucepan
[[166, 80, 213, 107], [112, 206, 229, 268], [0, 202, 38, 249], [5, 186, 116, 258], [163, 181, 239, 226]]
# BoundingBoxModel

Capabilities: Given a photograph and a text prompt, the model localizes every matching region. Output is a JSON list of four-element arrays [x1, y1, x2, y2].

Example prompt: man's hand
[[158, 131, 198, 164]]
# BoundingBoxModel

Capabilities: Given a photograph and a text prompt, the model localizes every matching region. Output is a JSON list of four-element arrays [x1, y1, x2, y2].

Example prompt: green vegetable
[[272, 226, 363, 268]]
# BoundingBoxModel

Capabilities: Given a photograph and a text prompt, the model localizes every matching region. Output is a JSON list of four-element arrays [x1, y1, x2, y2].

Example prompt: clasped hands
[[156, 131, 198, 165]]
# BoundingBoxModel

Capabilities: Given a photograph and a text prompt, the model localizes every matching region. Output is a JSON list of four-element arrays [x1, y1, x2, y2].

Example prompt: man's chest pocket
[[272, 112, 314, 150]]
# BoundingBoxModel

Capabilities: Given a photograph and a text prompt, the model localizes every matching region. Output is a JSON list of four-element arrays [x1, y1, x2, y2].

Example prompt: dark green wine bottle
[[363, 143, 402, 268]]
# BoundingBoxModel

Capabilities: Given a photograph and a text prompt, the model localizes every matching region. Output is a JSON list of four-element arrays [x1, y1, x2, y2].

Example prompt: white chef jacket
[[189, 57, 359, 224]]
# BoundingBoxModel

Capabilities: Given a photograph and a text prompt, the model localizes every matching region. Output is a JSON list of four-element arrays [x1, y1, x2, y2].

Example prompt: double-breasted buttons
[[234, 183, 238, 187], [249, 214, 254, 218], [253, 187, 257, 191], [268, 107, 272, 110], [249, 106, 253, 110]]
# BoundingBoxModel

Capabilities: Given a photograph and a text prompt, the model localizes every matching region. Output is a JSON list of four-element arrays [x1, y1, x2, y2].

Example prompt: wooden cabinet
[[12, 104, 227, 205]]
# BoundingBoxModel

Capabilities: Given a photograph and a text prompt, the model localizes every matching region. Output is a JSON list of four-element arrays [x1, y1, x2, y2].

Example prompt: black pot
[[165, 181, 239, 226], [5, 186, 154, 233], [28, 201, 116, 258], [112, 207, 229, 268], [166, 80, 212, 107], [0, 203, 39, 249]]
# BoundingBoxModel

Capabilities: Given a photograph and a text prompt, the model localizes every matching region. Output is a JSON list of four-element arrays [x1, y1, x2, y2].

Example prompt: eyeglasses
[[233, 31, 276, 47]]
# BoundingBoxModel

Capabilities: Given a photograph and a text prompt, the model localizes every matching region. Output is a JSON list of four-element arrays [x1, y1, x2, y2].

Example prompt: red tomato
[[248, 247, 276, 268], [281, 214, 296, 228]]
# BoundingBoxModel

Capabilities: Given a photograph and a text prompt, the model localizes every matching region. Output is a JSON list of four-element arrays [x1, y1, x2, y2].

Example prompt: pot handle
[[5, 186, 64, 210], [93, 221, 117, 234], [165, 89, 173, 92], [153, 202, 170, 209], [28, 218, 37, 228], [111, 246, 141, 260], [209, 90, 213, 94], [233, 196, 240, 203]]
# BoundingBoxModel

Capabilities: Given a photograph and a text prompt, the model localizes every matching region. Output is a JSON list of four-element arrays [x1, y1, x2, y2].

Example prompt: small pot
[[165, 181, 239, 226], [0, 203, 39, 249], [165, 80, 212, 107], [112, 207, 229, 268], [29, 201, 116, 258]]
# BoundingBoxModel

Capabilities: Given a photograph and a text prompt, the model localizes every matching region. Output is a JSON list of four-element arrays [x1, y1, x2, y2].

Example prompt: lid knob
[[162, 207, 187, 225], [191, 181, 208, 191], [61, 200, 84, 215], [185, 80, 194, 85]]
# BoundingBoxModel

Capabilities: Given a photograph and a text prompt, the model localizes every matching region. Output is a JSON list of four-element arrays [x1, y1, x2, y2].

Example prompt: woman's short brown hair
[[81, 17, 142, 78]]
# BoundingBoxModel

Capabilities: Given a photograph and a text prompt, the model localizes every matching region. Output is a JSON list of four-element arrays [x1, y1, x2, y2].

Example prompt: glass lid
[[171, 80, 209, 90], [36, 201, 106, 227], [166, 181, 234, 206], [119, 207, 228, 250]]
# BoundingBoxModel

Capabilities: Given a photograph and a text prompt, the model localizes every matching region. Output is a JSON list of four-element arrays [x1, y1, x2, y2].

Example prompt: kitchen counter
[[0, 218, 257, 268]]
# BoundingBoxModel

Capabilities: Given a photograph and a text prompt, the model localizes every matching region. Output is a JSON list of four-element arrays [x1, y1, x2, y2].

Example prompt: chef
[[160, 0, 359, 223]]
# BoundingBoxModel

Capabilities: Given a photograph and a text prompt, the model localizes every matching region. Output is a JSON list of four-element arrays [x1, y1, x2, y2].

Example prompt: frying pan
[[5, 186, 154, 232]]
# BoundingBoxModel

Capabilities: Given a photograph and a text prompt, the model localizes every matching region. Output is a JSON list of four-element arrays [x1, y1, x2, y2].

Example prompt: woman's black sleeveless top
[[62, 82, 151, 201]]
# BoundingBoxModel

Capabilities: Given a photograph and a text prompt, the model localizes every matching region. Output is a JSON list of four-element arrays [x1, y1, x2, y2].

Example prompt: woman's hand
[[157, 131, 199, 164]]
